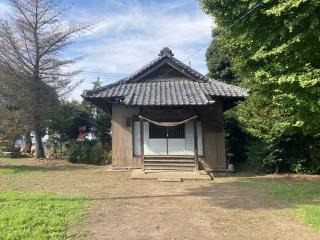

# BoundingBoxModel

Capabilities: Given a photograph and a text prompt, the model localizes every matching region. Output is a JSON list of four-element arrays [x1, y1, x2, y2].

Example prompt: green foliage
[[93, 110, 111, 147], [49, 101, 93, 142], [224, 110, 248, 163], [65, 140, 108, 165], [205, 31, 247, 164], [0, 90, 31, 153], [104, 148, 112, 165], [0, 140, 18, 153], [0, 191, 86, 239], [245, 134, 320, 174], [206, 30, 236, 84], [278, 134, 320, 174], [245, 138, 269, 170], [84, 78, 112, 147], [48, 97, 111, 159], [201, 0, 320, 173]]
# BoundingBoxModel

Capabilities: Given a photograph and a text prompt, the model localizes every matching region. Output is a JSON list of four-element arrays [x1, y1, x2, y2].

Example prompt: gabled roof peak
[[159, 47, 174, 57]]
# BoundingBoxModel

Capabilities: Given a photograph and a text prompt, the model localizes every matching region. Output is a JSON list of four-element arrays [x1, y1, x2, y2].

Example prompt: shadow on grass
[[0, 166, 42, 174], [1, 162, 319, 213], [0, 164, 101, 175], [81, 175, 320, 211]]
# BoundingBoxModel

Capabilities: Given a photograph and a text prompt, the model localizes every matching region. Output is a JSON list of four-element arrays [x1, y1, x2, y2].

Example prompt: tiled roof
[[84, 79, 248, 106], [118, 51, 208, 83], [82, 47, 249, 106]]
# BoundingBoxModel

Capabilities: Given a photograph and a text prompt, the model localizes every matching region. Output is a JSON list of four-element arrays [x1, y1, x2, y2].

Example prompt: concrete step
[[144, 165, 195, 171], [144, 163, 195, 167], [144, 155, 194, 159], [144, 156, 196, 171], [158, 178, 182, 182], [144, 159, 195, 163]]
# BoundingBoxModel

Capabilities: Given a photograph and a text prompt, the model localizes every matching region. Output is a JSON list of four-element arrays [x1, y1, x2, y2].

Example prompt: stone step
[[158, 178, 182, 182], [144, 155, 194, 159], [144, 159, 195, 163], [144, 165, 195, 171], [144, 163, 195, 167]]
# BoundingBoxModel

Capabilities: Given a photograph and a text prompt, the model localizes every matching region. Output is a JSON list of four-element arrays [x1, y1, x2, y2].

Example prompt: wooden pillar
[[193, 118, 199, 171], [140, 117, 144, 170]]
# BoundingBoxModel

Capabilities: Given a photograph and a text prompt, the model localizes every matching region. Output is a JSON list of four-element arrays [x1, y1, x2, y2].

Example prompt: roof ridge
[[82, 48, 249, 98], [118, 48, 209, 84], [169, 55, 208, 82], [120, 55, 165, 84], [208, 78, 249, 94], [82, 77, 128, 97]]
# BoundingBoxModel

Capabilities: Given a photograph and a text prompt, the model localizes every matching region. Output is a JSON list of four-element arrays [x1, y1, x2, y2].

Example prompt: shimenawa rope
[[138, 115, 197, 127]]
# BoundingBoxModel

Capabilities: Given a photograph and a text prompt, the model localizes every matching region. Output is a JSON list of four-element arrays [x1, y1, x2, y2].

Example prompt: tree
[[48, 101, 93, 156], [205, 30, 236, 84], [84, 78, 111, 147], [48, 78, 111, 156], [201, 0, 320, 172], [0, 68, 32, 152], [0, 0, 89, 158], [205, 30, 247, 163]]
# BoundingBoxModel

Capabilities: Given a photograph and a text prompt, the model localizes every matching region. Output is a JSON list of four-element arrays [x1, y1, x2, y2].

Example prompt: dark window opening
[[167, 125, 185, 138], [149, 124, 167, 138], [149, 123, 185, 139]]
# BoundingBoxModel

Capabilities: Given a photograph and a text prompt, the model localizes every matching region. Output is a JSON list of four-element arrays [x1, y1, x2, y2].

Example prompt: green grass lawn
[[0, 157, 29, 165], [0, 191, 86, 240], [0, 157, 43, 175], [0, 167, 42, 175], [239, 177, 320, 232], [1, 157, 319, 237], [0, 157, 87, 239]]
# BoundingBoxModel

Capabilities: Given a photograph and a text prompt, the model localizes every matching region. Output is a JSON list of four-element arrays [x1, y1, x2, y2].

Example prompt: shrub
[[65, 140, 109, 165], [105, 148, 112, 164], [245, 138, 271, 172], [246, 134, 320, 174], [87, 142, 105, 165], [0, 140, 19, 152], [224, 111, 248, 164]]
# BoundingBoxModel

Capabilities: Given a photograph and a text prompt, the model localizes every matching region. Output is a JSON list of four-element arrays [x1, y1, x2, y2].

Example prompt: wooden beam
[[193, 118, 199, 171], [140, 117, 144, 170]]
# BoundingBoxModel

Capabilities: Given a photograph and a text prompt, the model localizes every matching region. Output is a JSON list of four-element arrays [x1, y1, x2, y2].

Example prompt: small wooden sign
[[126, 117, 132, 127]]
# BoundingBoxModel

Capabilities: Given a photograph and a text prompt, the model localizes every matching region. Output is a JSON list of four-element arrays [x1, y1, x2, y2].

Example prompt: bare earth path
[[1, 159, 319, 240], [79, 176, 318, 240]]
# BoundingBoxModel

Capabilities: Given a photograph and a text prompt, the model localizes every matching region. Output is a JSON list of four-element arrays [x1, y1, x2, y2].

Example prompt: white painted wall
[[133, 121, 204, 156], [168, 139, 186, 155]]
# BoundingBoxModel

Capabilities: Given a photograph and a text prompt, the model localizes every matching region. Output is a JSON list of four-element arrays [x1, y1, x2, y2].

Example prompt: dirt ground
[[1, 159, 319, 240]]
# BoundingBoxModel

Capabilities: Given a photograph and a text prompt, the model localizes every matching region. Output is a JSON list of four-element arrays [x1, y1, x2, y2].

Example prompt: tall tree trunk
[[34, 127, 45, 159], [24, 132, 32, 153]]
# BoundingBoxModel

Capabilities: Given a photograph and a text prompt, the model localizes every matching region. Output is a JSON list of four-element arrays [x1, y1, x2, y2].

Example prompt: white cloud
[[1, 0, 215, 100], [0, 1, 10, 15]]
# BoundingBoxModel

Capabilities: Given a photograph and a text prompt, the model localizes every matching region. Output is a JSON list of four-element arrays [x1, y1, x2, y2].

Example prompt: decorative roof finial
[[158, 47, 174, 57]]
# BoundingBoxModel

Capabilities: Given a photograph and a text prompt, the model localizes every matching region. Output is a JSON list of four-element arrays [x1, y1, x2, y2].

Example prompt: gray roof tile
[[82, 48, 249, 106], [84, 79, 248, 106]]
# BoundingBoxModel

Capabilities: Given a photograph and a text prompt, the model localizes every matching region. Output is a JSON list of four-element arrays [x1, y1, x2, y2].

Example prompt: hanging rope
[[138, 115, 197, 127]]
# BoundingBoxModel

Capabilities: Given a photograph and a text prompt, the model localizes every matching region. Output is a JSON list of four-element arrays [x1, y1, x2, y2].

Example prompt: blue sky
[[0, 0, 214, 100]]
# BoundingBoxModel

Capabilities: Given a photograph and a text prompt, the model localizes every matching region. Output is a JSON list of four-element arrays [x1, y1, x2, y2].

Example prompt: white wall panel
[[168, 139, 186, 155], [133, 120, 203, 156], [149, 139, 167, 155]]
